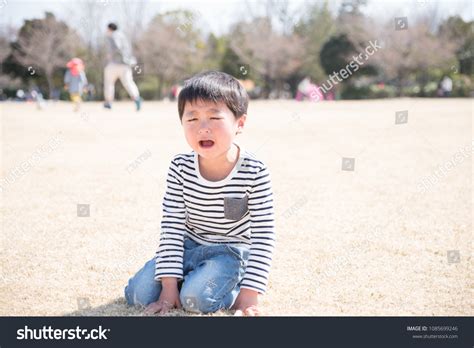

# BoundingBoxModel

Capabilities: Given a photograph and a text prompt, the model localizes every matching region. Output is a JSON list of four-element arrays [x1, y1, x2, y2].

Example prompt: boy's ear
[[237, 114, 247, 130]]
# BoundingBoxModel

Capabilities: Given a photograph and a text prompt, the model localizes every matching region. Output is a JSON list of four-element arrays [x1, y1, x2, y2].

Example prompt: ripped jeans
[[124, 237, 249, 314]]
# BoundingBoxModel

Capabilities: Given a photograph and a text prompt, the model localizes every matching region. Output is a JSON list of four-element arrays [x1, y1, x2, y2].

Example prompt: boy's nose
[[198, 123, 211, 133]]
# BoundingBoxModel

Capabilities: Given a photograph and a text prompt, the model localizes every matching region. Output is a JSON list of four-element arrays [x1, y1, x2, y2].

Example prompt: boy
[[124, 71, 275, 316]]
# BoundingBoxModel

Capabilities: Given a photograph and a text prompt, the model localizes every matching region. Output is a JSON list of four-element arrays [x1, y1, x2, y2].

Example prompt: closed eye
[[187, 118, 197, 122]]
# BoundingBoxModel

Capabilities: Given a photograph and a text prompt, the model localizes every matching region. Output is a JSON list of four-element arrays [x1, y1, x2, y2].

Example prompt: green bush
[[402, 85, 421, 97], [452, 74, 472, 97], [405, 74, 472, 98], [340, 84, 370, 99], [422, 82, 439, 97], [341, 83, 397, 99], [369, 84, 397, 98], [135, 77, 158, 100]]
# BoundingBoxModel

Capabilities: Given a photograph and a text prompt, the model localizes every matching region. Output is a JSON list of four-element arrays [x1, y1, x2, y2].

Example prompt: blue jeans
[[124, 237, 249, 314]]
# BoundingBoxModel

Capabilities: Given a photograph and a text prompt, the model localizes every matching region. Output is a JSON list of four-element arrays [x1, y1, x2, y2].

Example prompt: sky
[[0, 0, 472, 37]]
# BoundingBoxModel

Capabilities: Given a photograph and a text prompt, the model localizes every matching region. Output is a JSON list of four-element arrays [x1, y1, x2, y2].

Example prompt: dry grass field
[[0, 98, 472, 316]]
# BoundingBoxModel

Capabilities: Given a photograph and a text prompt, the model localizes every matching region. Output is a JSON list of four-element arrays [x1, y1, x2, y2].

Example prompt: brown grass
[[0, 98, 472, 316]]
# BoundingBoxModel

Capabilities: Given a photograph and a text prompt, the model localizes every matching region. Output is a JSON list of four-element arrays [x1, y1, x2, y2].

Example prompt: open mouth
[[199, 140, 215, 148]]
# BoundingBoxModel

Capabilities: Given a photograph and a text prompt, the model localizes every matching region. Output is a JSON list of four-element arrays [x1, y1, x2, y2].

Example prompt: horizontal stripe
[[154, 151, 275, 293]]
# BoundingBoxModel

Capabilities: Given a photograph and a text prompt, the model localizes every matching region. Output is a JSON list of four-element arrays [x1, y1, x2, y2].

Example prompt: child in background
[[64, 58, 88, 112]]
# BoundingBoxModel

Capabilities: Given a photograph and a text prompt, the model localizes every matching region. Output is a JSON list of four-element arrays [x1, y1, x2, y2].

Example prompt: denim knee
[[124, 259, 161, 307], [179, 257, 241, 313], [180, 287, 221, 314]]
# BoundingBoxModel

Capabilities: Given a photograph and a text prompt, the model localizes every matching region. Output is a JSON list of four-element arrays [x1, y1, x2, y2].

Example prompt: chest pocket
[[224, 195, 249, 220]]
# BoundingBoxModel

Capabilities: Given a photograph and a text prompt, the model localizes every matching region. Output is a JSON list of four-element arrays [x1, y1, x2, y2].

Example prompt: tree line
[[0, 0, 472, 100]]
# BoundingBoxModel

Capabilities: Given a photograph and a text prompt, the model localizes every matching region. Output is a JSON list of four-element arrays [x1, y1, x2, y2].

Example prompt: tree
[[370, 17, 457, 96], [73, 0, 106, 51], [319, 34, 356, 76], [294, 1, 336, 82], [337, 0, 367, 17], [0, 33, 19, 94], [11, 12, 83, 97], [73, 1, 108, 99], [229, 17, 304, 98], [335, 0, 375, 53], [0, 35, 10, 64], [201, 33, 226, 72], [438, 16, 474, 75], [136, 10, 205, 99], [117, 0, 148, 49], [220, 42, 258, 82], [319, 34, 377, 78]]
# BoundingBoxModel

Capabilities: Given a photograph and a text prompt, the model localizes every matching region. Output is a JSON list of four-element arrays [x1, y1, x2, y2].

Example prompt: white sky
[[0, 0, 472, 37]]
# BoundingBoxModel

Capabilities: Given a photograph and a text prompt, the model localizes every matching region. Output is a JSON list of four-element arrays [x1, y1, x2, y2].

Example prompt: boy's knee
[[124, 260, 161, 307], [124, 282, 157, 307], [124, 283, 137, 306], [180, 288, 220, 314]]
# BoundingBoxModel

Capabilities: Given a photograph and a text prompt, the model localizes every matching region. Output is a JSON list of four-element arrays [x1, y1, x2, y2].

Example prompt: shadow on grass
[[65, 297, 232, 317]]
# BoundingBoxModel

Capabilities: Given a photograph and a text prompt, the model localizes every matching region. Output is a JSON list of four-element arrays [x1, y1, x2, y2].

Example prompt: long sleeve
[[154, 159, 187, 280], [80, 71, 88, 86], [64, 70, 71, 85], [109, 32, 136, 65], [240, 165, 276, 294]]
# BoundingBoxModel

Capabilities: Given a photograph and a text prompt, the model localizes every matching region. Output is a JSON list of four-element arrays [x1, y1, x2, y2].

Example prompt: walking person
[[104, 22, 142, 111]]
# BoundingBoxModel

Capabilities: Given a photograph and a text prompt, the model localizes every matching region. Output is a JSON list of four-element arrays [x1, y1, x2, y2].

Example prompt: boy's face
[[181, 99, 246, 161]]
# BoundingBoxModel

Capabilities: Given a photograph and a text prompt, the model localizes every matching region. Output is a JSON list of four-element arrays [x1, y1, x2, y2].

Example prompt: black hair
[[107, 23, 118, 31], [178, 71, 248, 120]]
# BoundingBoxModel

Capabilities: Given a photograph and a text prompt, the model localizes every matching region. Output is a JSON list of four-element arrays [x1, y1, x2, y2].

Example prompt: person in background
[[30, 86, 46, 110], [104, 22, 142, 111], [15, 89, 25, 101], [85, 83, 95, 101], [440, 76, 453, 97], [64, 58, 88, 112], [296, 76, 323, 102]]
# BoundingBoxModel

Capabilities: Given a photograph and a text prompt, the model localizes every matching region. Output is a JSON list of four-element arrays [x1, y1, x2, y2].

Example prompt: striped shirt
[[155, 147, 275, 294]]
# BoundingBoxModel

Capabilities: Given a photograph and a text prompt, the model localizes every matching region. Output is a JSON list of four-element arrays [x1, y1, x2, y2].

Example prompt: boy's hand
[[144, 278, 181, 315], [232, 288, 260, 316]]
